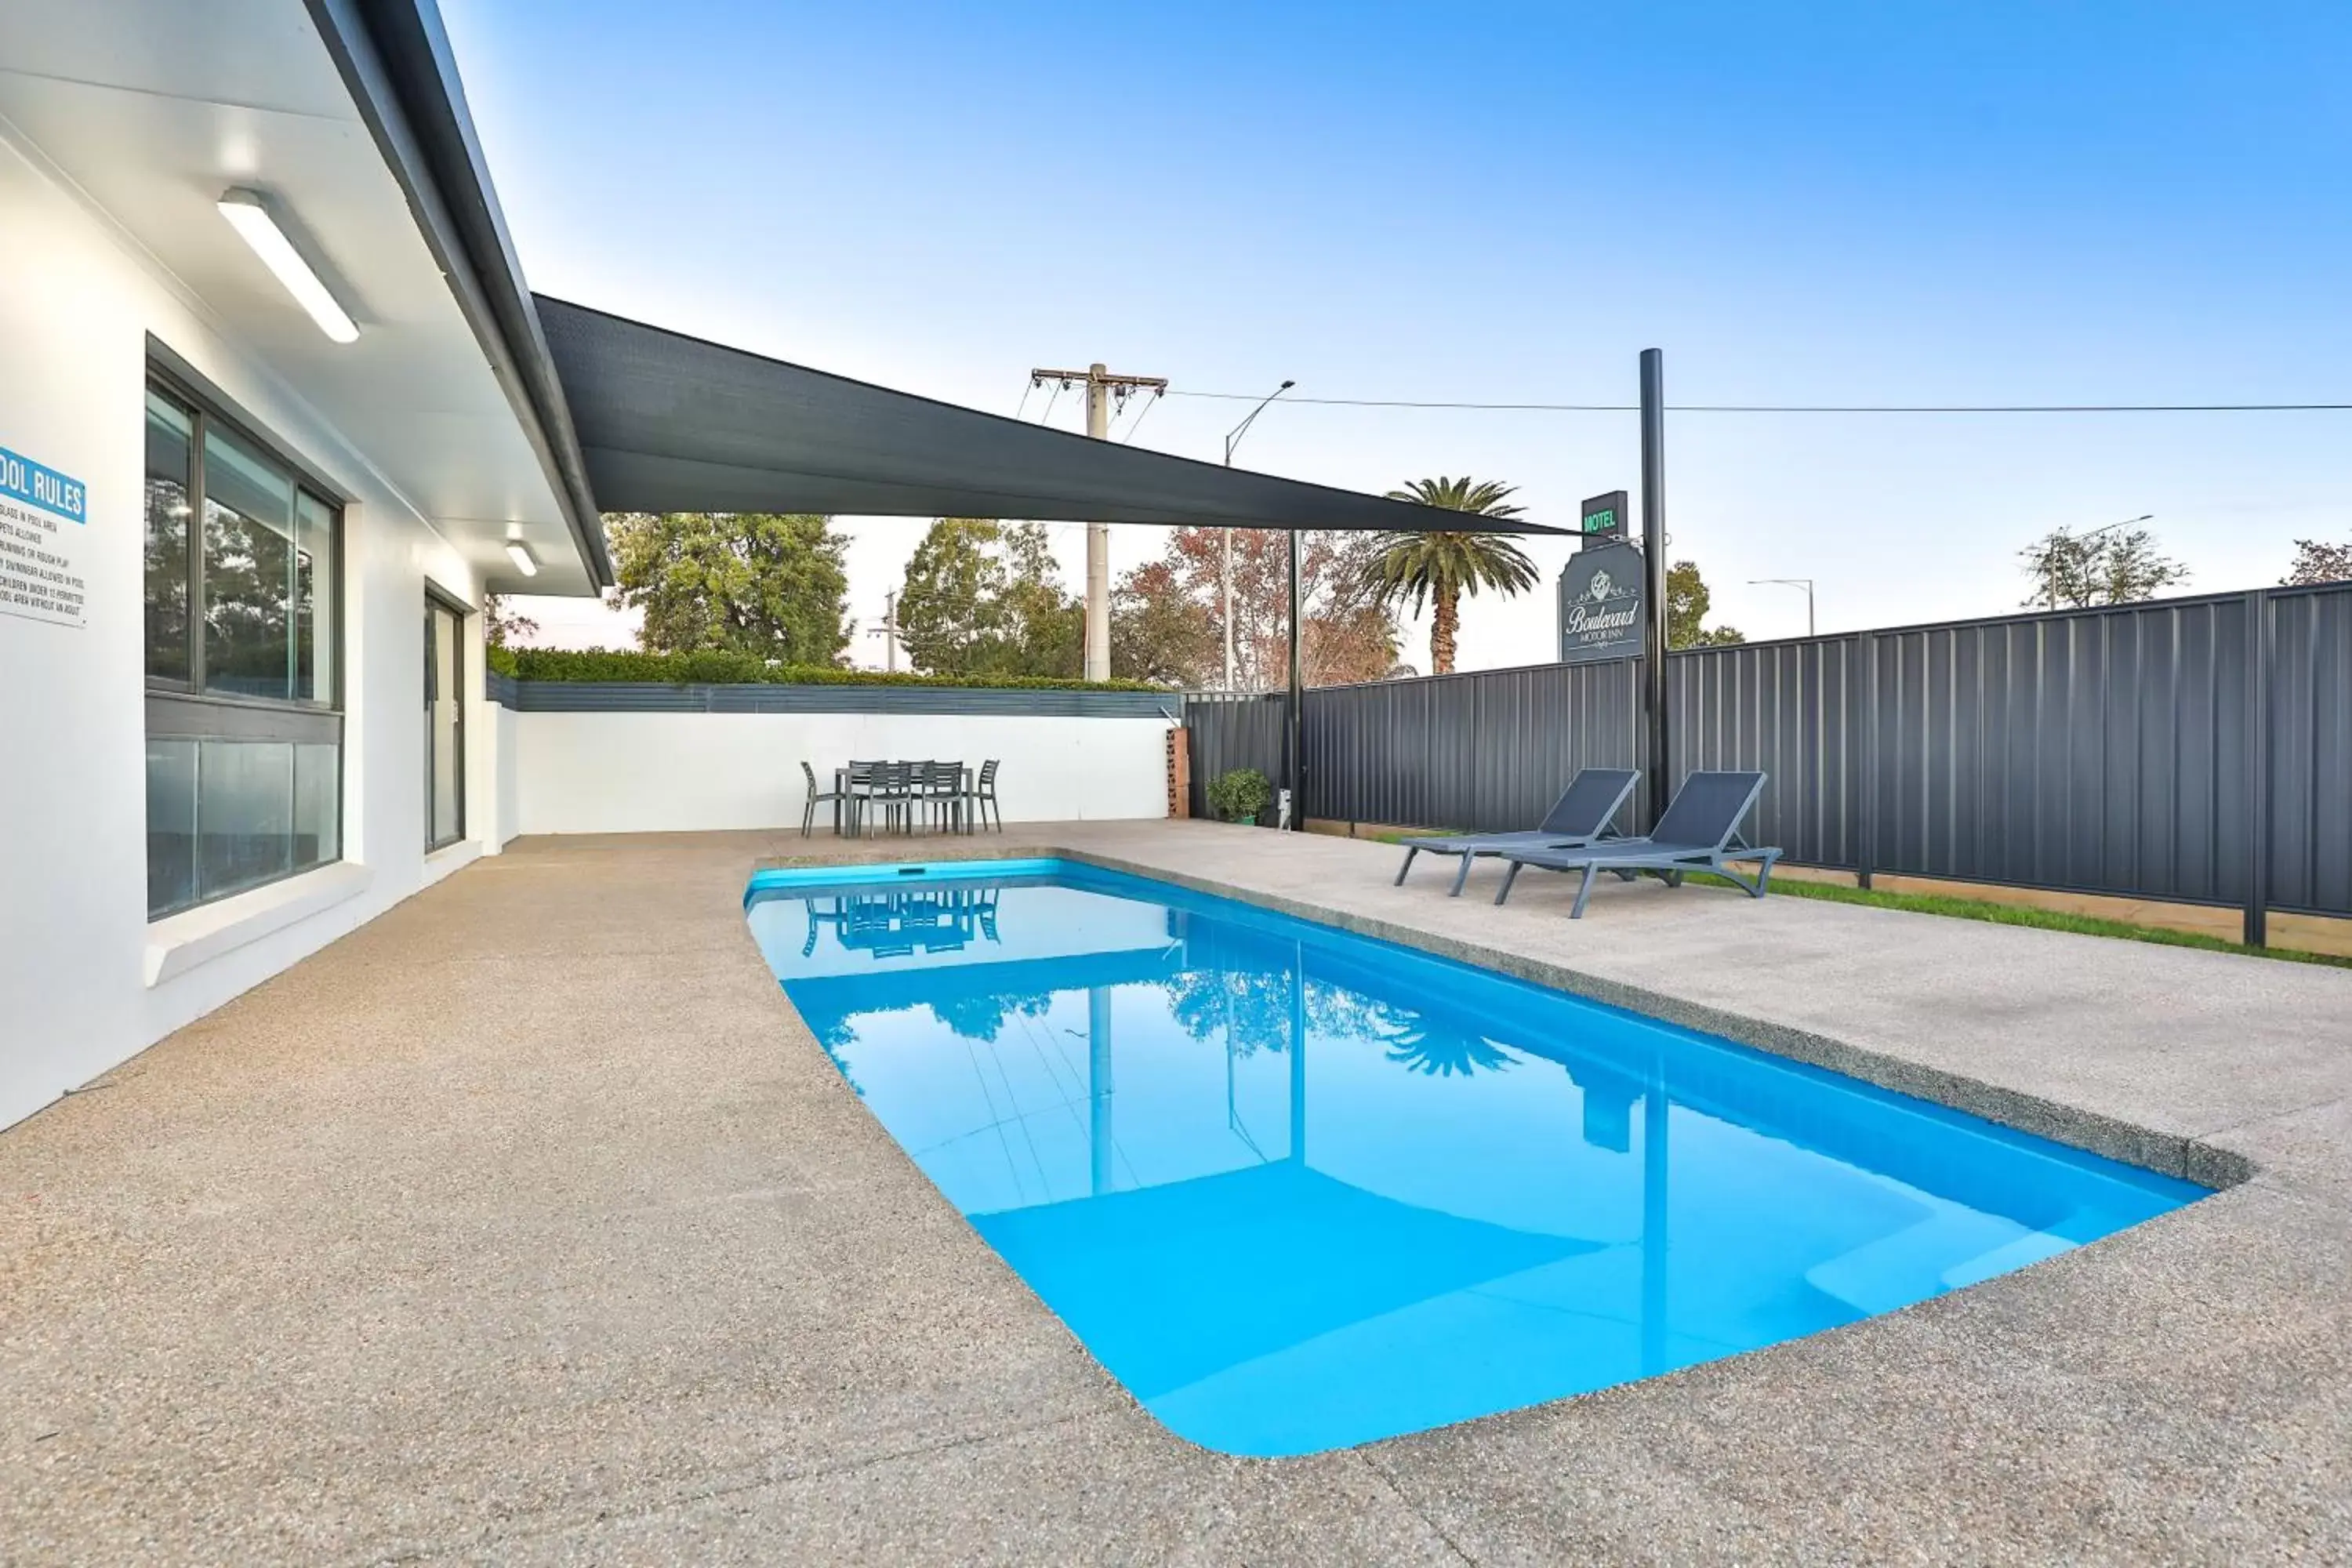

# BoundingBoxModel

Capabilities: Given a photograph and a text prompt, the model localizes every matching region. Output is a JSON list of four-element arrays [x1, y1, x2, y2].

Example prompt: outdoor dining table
[[832, 762, 978, 837]]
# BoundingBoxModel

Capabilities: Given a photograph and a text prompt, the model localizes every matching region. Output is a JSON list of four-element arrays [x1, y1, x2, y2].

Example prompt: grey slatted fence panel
[[1862, 599, 2252, 905], [1185, 586, 2350, 921], [2267, 585, 2352, 916], [1184, 694, 1286, 818], [1668, 636, 1861, 868]]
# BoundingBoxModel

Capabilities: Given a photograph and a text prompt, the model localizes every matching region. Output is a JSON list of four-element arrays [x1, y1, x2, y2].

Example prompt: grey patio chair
[[1492, 770, 1781, 919], [965, 759, 1003, 833], [1394, 768, 1640, 896], [841, 760, 881, 837], [869, 760, 917, 836], [920, 760, 965, 833], [800, 760, 849, 838]]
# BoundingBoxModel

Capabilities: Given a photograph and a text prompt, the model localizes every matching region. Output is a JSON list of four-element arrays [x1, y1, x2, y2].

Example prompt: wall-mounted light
[[504, 541, 539, 577], [217, 189, 359, 343]]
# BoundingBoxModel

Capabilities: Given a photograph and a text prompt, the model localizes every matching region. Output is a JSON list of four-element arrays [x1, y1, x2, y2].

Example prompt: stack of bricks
[[1165, 729, 1191, 819]]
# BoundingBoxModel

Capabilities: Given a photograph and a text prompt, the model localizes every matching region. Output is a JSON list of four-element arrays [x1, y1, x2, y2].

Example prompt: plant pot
[[1236, 814, 1257, 826]]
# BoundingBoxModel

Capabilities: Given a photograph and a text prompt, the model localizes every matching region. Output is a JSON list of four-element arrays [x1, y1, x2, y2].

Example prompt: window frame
[[423, 586, 471, 852], [144, 350, 347, 709], [143, 342, 350, 920]]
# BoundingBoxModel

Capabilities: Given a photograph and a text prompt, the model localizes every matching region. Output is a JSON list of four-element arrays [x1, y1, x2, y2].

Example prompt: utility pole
[[866, 589, 901, 672], [1030, 363, 1168, 681]]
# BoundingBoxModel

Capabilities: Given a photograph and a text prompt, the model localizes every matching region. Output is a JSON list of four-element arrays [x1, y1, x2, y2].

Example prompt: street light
[[2041, 514, 2154, 610], [1748, 577, 1815, 638], [1220, 379, 1294, 690]]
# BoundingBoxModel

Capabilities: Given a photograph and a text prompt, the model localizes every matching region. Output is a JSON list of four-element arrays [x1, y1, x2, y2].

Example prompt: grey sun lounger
[[1492, 770, 1783, 918], [1394, 768, 1640, 896]]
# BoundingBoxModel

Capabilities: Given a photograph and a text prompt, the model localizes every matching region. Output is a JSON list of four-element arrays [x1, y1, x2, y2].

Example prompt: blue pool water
[[745, 858, 2204, 1457]]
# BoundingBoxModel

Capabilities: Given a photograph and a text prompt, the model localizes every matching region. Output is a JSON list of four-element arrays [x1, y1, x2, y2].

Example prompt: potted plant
[[1207, 767, 1274, 826]]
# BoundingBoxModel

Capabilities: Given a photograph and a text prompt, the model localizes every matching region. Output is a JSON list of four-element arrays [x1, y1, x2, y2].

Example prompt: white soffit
[[0, 0, 595, 595]]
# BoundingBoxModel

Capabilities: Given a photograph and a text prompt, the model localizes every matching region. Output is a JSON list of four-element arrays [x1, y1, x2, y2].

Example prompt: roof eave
[[301, 0, 613, 588]]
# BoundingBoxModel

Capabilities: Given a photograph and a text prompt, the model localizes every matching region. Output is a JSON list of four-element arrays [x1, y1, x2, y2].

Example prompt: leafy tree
[[606, 512, 850, 662], [1156, 526, 1403, 689], [996, 521, 1084, 676], [896, 517, 1083, 677], [484, 591, 539, 648], [1665, 559, 1745, 649], [2018, 524, 2189, 608], [898, 517, 1011, 673], [2282, 538, 2352, 586], [1111, 559, 1218, 685], [1365, 477, 1539, 674]]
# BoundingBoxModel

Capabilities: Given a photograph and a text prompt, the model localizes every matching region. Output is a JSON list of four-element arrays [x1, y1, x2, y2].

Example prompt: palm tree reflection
[[1379, 1016, 1519, 1078]]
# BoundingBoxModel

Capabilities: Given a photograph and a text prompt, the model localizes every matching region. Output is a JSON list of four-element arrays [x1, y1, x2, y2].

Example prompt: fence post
[[2243, 589, 2270, 948], [1857, 631, 1876, 890]]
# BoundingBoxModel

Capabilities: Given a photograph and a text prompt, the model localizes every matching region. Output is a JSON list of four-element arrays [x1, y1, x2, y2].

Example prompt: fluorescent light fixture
[[504, 541, 539, 577], [217, 189, 359, 343]]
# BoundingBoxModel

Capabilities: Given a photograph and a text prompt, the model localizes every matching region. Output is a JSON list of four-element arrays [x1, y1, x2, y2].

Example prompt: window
[[424, 594, 466, 849], [143, 372, 343, 920]]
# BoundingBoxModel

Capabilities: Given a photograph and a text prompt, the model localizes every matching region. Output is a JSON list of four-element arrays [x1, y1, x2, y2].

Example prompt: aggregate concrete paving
[[4, 822, 2348, 1564]]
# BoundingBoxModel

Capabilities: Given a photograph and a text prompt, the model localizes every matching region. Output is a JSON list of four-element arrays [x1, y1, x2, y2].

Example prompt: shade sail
[[535, 296, 1562, 533]]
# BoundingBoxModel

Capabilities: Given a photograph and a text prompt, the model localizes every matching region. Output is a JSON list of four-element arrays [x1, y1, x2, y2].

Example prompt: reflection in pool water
[[746, 862, 2204, 1457]]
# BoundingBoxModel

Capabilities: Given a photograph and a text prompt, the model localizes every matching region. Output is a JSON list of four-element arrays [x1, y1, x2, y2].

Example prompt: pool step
[[1805, 1205, 2075, 1316]]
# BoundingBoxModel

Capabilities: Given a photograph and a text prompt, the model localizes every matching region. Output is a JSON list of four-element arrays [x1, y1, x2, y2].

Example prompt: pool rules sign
[[0, 443, 89, 627]]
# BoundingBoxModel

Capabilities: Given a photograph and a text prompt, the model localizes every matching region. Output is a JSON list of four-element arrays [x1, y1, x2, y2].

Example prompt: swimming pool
[[745, 858, 2205, 1457]]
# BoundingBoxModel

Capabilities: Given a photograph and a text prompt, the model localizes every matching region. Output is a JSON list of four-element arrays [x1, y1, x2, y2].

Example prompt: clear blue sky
[[445, 0, 2352, 665]]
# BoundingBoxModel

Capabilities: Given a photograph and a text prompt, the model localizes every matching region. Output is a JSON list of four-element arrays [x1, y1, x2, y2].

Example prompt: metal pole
[[1221, 381, 1293, 693], [1222, 531, 1236, 690], [1639, 348, 1670, 826], [1748, 579, 1816, 639], [1083, 363, 1111, 681], [1287, 526, 1304, 830]]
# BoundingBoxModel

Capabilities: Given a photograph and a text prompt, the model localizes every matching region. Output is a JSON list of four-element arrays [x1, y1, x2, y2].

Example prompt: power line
[[1114, 388, 1163, 444], [1165, 388, 2352, 414]]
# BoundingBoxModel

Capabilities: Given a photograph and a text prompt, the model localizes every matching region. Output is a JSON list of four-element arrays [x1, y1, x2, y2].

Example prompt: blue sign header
[[0, 445, 88, 524]]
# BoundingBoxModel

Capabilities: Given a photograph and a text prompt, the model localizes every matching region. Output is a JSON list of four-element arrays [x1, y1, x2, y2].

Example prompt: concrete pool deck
[[3, 822, 2348, 1563]]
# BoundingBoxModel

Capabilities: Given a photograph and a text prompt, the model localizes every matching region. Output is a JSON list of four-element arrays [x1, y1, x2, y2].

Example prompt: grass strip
[[1370, 829, 2345, 967]]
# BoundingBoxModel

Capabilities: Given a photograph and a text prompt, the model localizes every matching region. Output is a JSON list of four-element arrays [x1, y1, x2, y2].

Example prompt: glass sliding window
[[143, 390, 194, 684], [198, 739, 296, 893], [143, 365, 343, 920], [146, 738, 198, 916], [425, 596, 466, 848], [294, 490, 335, 705], [201, 425, 296, 701]]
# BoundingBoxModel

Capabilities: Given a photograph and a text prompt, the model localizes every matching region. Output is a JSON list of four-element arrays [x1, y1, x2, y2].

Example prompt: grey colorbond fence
[[1186, 583, 2352, 939]]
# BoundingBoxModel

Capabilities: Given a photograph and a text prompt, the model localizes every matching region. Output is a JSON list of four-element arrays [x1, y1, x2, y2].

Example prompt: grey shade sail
[[535, 296, 1562, 534]]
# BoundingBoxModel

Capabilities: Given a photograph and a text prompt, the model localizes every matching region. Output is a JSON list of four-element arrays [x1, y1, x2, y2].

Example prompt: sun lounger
[[1394, 768, 1640, 896], [1492, 771, 1781, 918]]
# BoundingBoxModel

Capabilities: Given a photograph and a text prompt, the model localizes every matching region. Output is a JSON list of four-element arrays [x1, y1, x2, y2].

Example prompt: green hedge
[[485, 645, 1162, 692]]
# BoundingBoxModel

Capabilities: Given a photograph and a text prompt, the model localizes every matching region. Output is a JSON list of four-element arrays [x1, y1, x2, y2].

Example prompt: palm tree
[[1368, 477, 1540, 674]]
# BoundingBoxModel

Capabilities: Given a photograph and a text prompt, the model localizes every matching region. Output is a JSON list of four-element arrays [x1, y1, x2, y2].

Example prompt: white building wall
[[512, 711, 1174, 836], [0, 128, 492, 1130]]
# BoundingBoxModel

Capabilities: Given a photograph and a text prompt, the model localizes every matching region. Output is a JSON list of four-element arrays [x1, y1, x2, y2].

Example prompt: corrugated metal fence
[[1185, 583, 2352, 938]]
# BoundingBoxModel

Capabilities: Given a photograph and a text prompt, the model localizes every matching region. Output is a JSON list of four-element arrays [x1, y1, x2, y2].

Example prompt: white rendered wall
[[0, 129, 495, 1130], [511, 711, 1174, 836]]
